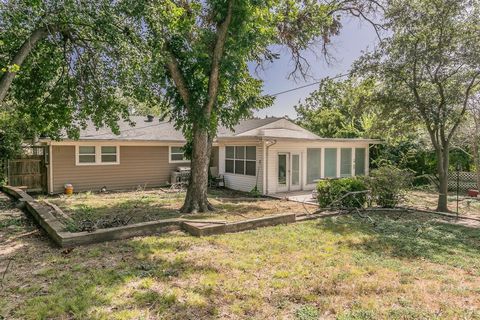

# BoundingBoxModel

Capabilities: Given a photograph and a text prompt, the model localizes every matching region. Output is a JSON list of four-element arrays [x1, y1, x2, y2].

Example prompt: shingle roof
[[76, 116, 284, 141], [78, 116, 185, 141], [217, 117, 282, 137]]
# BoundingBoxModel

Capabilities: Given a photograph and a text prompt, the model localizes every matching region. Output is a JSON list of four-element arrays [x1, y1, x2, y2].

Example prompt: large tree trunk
[[180, 125, 214, 213], [0, 26, 56, 104], [436, 145, 450, 212]]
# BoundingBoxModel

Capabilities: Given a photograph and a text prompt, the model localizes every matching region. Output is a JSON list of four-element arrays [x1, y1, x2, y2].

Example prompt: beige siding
[[51, 146, 182, 193]]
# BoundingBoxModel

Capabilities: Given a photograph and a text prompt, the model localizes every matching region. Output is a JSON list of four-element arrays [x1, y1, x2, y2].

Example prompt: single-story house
[[40, 116, 379, 195]]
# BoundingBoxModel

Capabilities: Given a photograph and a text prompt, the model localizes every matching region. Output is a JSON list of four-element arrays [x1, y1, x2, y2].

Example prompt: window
[[324, 148, 337, 178], [78, 146, 96, 164], [76, 145, 119, 165], [101, 146, 117, 163], [225, 146, 256, 176], [355, 148, 366, 176], [307, 148, 321, 184], [340, 148, 352, 177], [170, 146, 188, 163]]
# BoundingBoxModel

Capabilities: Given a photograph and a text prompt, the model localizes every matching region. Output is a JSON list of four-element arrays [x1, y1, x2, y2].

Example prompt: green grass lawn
[[1, 205, 479, 319]]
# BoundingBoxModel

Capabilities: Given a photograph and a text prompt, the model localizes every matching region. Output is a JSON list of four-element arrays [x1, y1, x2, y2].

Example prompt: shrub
[[316, 177, 368, 208], [367, 165, 413, 208]]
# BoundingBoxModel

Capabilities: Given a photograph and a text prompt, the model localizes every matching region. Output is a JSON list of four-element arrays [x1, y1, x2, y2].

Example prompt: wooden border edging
[[6, 185, 473, 247], [1, 185, 183, 247], [182, 213, 297, 237]]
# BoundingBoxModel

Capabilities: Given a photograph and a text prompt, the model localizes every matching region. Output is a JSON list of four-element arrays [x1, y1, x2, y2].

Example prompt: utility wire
[[267, 72, 351, 97], [85, 72, 353, 137]]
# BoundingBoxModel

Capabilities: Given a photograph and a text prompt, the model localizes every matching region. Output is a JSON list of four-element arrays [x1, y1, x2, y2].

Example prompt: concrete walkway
[[270, 190, 318, 205]]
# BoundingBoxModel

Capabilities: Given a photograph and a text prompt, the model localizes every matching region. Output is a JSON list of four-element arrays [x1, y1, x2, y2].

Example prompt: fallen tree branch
[[0, 258, 13, 289]]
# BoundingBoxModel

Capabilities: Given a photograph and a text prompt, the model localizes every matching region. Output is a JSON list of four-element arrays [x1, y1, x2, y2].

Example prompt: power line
[[267, 72, 351, 97]]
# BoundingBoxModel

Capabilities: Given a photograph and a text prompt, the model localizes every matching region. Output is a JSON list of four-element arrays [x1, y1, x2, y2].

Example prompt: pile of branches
[[76, 216, 133, 232]]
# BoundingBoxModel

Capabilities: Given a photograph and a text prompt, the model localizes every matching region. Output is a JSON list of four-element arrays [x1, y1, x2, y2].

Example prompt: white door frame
[[276, 152, 302, 193], [290, 152, 302, 191], [277, 152, 289, 192]]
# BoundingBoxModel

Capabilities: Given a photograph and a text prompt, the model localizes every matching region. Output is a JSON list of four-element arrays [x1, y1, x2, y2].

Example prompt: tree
[[0, 0, 146, 139], [124, 0, 382, 213], [295, 77, 379, 138], [357, 0, 480, 212], [2, 0, 382, 213]]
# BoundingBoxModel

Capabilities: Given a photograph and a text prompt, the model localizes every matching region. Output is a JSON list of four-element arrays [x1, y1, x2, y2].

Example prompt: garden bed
[[38, 188, 310, 232]]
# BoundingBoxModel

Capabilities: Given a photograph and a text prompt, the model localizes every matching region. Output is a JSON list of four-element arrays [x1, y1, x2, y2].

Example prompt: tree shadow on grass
[[317, 212, 480, 270], [15, 234, 221, 319]]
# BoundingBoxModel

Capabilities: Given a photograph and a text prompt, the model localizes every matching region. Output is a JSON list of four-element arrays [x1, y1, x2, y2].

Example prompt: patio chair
[[209, 166, 225, 188]]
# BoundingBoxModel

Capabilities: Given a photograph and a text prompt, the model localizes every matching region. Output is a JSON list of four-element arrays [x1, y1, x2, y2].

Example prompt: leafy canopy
[[123, 0, 380, 144], [0, 0, 147, 139]]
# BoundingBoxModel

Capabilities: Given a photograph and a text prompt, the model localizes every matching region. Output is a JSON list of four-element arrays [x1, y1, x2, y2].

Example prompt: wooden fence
[[7, 152, 47, 193], [448, 171, 478, 191]]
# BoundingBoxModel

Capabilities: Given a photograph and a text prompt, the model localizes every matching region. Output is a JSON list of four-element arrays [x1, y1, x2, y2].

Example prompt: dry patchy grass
[[38, 188, 310, 231], [404, 189, 480, 220], [1, 192, 479, 320]]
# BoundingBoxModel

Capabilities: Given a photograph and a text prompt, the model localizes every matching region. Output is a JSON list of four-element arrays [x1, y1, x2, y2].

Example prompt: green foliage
[[249, 185, 261, 198], [356, 0, 480, 210], [0, 0, 147, 140], [370, 139, 436, 185], [295, 77, 376, 138], [316, 177, 367, 208], [295, 76, 415, 140], [124, 0, 348, 148], [366, 166, 414, 208], [295, 305, 320, 320]]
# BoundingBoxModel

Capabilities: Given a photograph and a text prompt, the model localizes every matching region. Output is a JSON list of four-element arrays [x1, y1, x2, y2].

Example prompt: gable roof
[[217, 117, 282, 137], [78, 117, 185, 141], [75, 116, 287, 141], [48, 116, 379, 143]]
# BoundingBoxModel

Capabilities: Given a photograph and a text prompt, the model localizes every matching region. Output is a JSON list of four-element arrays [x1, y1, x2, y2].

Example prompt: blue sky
[[252, 17, 378, 119]]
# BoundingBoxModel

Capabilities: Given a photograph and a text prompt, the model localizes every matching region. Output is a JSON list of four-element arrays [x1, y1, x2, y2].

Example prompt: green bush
[[367, 166, 413, 208], [316, 177, 368, 208]]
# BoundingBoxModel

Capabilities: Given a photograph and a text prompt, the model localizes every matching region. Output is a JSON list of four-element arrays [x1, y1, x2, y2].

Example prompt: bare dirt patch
[[404, 189, 480, 220]]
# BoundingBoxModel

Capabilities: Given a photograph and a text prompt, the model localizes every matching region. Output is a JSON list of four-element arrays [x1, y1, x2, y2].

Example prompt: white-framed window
[[340, 148, 352, 177], [306, 148, 321, 184], [169, 146, 189, 163], [78, 146, 96, 164], [101, 146, 118, 163], [75, 145, 120, 166], [225, 146, 256, 176]]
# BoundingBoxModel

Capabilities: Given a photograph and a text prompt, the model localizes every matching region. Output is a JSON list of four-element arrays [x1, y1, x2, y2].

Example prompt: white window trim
[[169, 146, 190, 164], [75, 145, 120, 166], [225, 146, 256, 176]]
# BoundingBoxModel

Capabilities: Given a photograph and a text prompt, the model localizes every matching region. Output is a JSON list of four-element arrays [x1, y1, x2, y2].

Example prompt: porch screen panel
[[340, 148, 352, 177], [324, 148, 337, 178], [355, 148, 366, 176], [307, 148, 321, 184]]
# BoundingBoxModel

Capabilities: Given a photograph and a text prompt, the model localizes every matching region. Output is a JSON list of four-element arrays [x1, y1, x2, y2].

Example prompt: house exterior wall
[[263, 140, 370, 195], [217, 139, 263, 193], [51, 145, 182, 193]]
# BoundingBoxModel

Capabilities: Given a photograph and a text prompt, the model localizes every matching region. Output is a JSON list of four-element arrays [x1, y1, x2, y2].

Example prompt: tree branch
[[165, 48, 191, 108], [0, 25, 64, 104], [447, 71, 480, 142], [204, 0, 234, 115]]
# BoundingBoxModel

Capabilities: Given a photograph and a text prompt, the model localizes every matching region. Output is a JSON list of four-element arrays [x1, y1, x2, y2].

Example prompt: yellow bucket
[[64, 184, 74, 195]]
